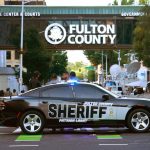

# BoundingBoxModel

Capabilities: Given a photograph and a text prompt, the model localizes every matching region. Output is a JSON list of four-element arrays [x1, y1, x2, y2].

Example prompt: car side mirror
[[102, 94, 109, 101]]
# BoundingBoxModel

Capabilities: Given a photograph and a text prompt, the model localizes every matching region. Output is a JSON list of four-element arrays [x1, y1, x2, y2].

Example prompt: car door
[[40, 84, 76, 121], [72, 84, 117, 121]]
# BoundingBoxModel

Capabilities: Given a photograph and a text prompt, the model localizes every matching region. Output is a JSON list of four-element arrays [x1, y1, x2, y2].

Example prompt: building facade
[[0, 1, 46, 92], [0, 0, 4, 5], [6, 51, 19, 67]]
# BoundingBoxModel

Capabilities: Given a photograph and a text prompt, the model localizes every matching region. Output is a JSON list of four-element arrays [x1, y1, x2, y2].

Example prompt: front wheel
[[127, 109, 150, 133], [20, 110, 45, 134]]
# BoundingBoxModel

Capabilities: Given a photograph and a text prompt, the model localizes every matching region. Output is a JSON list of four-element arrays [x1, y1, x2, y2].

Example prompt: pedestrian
[[29, 71, 41, 90], [46, 73, 59, 84], [4, 88, 12, 96], [61, 71, 69, 82], [12, 89, 17, 96], [69, 71, 79, 81], [0, 90, 4, 97]]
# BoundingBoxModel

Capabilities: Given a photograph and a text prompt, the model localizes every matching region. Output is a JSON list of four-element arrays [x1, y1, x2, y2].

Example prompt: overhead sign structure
[[44, 23, 116, 45], [0, 12, 40, 17], [121, 12, 144, 17]]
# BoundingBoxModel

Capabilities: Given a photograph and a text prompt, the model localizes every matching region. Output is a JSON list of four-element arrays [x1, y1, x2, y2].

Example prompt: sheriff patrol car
[[0, 82, 150, 134]]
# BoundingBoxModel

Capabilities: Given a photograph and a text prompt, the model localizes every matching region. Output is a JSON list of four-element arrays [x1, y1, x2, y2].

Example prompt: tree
[[10, 28, 68, 86], [84, 50, 128, 74], [113, 0, 149, 5], [88, 70, 95, 82], [139, 0, 149, 5], [48, 51, 68, 76], [133, 5, 150, 67], [113, 0, 134, 5], [23, 29, 51, 81], [113, 0, 118, 5], [83, 51, 102, 66], [67, 61, 87, 79]]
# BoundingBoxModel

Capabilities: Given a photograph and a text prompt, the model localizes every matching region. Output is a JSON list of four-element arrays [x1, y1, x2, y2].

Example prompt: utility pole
[[19, 0, 24, 93], [105, 54, 108, 80], [118, 50, 121, 66]]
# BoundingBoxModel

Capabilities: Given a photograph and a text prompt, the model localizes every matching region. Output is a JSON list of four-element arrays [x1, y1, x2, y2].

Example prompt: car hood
[[120, 97, 150, 102], [114, 96, 150, 107]]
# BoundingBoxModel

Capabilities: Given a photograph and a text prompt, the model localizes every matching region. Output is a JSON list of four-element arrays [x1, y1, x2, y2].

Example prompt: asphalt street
[[0, 127, 150, 150]]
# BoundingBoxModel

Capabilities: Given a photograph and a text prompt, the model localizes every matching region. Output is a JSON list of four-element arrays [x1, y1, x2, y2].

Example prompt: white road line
[[99, 144, 128, 146], [9, 145, 39, 147], [13, 127, 22, 133], [74, 128, 81, 131], [0, 126, 9, 128], [0, 133, 11, 135], [82, 128, 94, 131]]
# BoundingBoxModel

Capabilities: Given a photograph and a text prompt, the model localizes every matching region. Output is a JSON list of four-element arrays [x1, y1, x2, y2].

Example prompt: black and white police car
[[0, 82, 150, 134]]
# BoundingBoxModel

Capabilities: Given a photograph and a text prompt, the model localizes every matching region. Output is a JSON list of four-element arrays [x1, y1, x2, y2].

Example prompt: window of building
[[15, 65, 19, 68], [7, 51, 11, 60], [7, 65, 11, 67]]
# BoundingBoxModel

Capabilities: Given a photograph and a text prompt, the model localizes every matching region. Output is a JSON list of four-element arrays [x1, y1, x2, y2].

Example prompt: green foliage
[[48, 51, 68, 76], [67, 61, 87, 79], [113, 0, 134, 5], [139, 0, 149, 5], [113, 0, 148, 5], [23, 29, 50, 81], [88, 70, 95, 82], [83, 51, 102, 66], [10, 28, 68, 86], [84, 50, 129, 73], [113, 0, 118, 5], [76, 72, 84, 80], [133, 5, 150, 67]]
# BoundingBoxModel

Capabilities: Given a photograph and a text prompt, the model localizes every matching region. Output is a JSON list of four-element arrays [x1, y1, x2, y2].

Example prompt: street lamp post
[[118, 50, 121, 66], [113, 50, 121, 66], [102, 53, 108, 80], [19, 0, 24, 93], [105, 54, 108, 79], [98, 52, 108, 84]]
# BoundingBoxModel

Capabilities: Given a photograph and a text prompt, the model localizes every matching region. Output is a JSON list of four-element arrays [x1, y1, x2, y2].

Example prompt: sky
[[45, 0, 114, 64], [67, 50, 90, 64], [45, 0, 114, 6]]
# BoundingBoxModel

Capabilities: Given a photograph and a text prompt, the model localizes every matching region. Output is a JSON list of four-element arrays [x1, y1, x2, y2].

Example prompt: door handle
[[42, 101, 48, 104]]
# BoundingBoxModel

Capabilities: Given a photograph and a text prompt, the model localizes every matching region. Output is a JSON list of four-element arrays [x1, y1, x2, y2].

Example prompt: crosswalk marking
[[16, 135, 42, 141], [96, 135, 122, 139]]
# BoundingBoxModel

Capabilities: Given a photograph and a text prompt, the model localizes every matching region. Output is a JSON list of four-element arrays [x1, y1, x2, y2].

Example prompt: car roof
[[20, 82, 118, 98]]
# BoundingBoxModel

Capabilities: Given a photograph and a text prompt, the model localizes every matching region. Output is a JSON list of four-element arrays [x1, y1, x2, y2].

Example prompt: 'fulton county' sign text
[[44, 23, 116, 45]]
